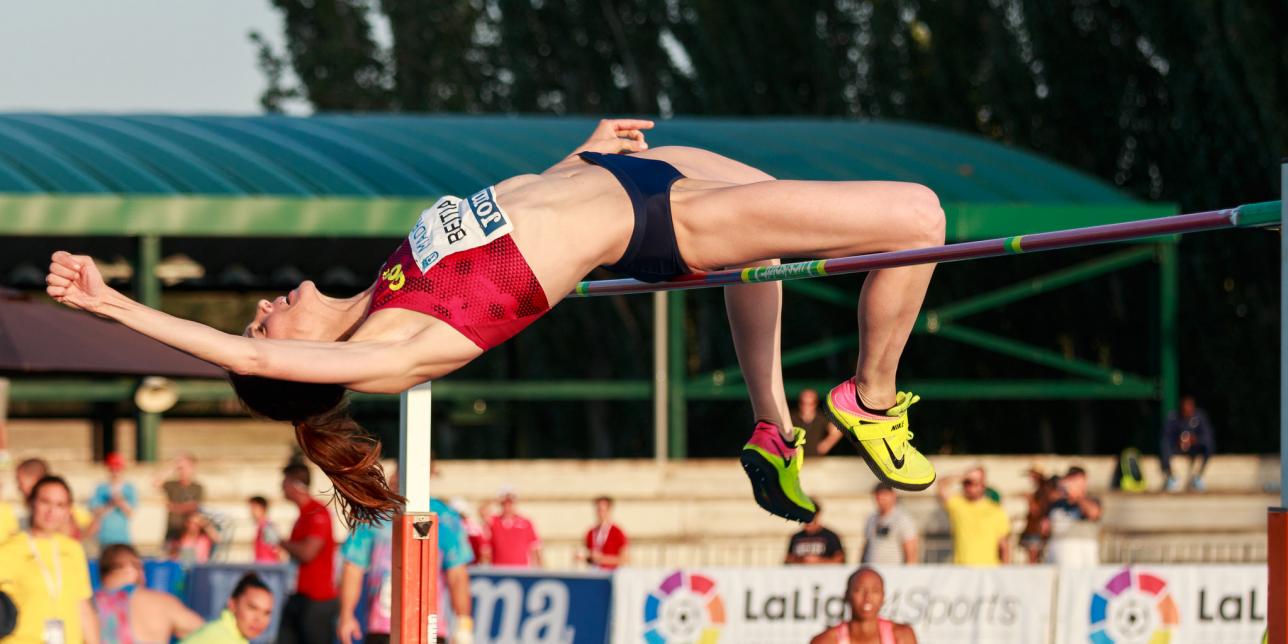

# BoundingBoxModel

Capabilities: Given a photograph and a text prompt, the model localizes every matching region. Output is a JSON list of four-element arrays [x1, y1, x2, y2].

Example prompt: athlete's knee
[[901, 183, 945, 247]]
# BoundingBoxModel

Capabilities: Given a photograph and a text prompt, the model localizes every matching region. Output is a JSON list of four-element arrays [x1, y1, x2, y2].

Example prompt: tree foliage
[[252, 0, 1286, 456]]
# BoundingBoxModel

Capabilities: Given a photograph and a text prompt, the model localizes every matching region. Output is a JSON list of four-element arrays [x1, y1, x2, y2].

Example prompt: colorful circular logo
[[643, 570, 725, 644], [1089, 567, 1179, 644]]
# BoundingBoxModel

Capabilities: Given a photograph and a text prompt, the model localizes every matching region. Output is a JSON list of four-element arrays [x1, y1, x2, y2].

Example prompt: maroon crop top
[[367, 235, 551, 350]]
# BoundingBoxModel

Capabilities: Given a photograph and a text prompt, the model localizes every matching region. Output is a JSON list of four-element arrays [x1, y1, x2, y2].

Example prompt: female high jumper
[[46, 119, 944, 525]]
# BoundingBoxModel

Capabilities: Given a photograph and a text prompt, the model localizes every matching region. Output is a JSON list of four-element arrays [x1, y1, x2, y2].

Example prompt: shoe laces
[[886, 392, 921, 454]]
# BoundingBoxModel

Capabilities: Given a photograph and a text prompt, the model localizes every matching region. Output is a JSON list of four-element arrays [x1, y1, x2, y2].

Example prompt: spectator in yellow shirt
[[0, 473, 17, 544], [936, 467, 1011, 566], [14, 458, 93, 539], [0, 475, 99, 644]]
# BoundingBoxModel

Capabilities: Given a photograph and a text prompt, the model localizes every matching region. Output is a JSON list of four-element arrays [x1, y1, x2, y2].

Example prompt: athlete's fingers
[[610, 119, 654, 131], [52, 250, 82, 269], [49, 262, 78, 279]]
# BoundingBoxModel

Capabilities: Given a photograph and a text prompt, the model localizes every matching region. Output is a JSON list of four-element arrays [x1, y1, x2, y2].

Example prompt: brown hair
[[27, 475, 71, 507], [101, 544, 141, 575], [229, 373, 403, 525]]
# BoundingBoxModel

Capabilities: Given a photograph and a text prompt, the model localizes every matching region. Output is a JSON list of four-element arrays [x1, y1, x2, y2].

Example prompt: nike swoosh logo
[[883, 438, 905, 469]]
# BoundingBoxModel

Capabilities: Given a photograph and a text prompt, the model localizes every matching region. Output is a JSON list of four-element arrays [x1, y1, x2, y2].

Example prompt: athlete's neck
[[330, 285, 377, 340], [848, 619, 880, 638]]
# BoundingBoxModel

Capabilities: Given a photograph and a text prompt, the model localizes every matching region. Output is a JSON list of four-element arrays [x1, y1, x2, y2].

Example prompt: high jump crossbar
[[394, 197, 1285, 644], [571, 200, 1281, 297]]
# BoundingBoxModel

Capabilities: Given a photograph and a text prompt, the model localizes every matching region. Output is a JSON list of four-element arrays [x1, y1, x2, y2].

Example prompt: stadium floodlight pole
[[572, 201, 1281, 298]]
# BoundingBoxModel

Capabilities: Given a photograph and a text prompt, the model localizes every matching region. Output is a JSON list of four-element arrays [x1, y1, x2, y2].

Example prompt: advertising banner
[[611, 565, 1056, 644], [1054, 565, 1266, 644], [470, 568, 613, 644]]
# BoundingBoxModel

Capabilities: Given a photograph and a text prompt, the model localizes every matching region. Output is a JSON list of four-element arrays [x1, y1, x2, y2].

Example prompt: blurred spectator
[[93, 544, 203, 642], [451, 498, 486, 565], [0, 475, 99, 644], [337, 472, 473, 644], [278, 463, 338, 644], [1018, 468, 1058, 564], [487, 488, 542, 567], [249, 496, 283, 563], [16, 457, 92, 538], [791, 388, 843, 456], [861, 483, 919, 564], [89, 452, 137, 549], [581, 496, 629, 570], [1161, 395, 1216, 492], [158, 454, 204, 549], [809, 567, 918, 644], [937, 467, 1011, 566], [785, 501, 845, 564], [1042, 466, 1103, 567], [14, 457, 46, 499], [181, 572, 275, 644], [170, 512, 218, 565]]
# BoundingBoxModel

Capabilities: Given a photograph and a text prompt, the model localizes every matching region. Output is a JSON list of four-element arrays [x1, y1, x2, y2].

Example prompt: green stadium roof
[[0, 114, 1132, 202], [0, 114, 1171, 242]]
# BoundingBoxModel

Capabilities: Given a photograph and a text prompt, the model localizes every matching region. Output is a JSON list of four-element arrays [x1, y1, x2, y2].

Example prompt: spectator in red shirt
[[451, 497, 488, 565], [249, 495, 283, 563], [581, 496, 629, 570], [278, 462, 338, 644], [487, 488, 542, 567]]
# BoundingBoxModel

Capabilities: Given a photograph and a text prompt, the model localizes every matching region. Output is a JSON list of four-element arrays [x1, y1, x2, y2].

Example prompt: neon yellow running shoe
[[825, 379, 935, 490], [740, 422, 817, 523]]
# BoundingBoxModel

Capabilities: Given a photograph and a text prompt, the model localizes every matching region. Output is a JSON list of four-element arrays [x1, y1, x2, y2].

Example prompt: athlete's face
[[848, 570, 885, 621], [244, 280, 331, 341]]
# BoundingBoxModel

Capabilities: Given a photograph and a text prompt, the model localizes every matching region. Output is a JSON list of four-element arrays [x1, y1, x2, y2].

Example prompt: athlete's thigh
[[671, 179, 935, 271], [633, 146, 774, 184]]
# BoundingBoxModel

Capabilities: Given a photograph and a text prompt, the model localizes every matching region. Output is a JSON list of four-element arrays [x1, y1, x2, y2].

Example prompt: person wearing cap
[[486, 488, 541, 567], [89, 452, 137, 549], [861, 483, 919, 565]]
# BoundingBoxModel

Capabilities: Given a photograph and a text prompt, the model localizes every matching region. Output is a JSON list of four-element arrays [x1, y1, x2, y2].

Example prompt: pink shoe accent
[[746, 421, 795, 460], [830, 379, 888, 420]]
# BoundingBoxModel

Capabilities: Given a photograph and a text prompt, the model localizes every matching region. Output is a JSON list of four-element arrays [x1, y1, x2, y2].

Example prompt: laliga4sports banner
[[612, 565, 1056, 644], [1055, 565, 1266, 644]]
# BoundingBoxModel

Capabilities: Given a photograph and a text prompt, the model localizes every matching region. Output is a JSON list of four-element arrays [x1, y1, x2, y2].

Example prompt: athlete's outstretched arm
[[542, 118, 654, 174], [45, 252, 461, 391]]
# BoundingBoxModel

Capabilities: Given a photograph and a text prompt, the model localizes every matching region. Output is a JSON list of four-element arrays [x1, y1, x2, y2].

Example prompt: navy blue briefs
[[579, 151, 689, 283]]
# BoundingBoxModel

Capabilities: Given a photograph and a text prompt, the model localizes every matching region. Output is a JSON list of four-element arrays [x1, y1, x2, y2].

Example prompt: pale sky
[[0, 0, 321, 114]]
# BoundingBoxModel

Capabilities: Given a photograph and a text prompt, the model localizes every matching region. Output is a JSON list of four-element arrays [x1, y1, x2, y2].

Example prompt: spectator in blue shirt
[[89, 452, 138, 548], [1161, 395, 1217, 492], [337, 488, 473, 644]]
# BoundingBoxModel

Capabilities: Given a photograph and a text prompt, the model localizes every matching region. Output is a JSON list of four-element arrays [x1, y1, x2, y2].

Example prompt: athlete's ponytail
[[228, 373, 404, 525]]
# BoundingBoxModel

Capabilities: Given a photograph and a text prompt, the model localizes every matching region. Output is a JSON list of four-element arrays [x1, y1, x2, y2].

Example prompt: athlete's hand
[[574, 118, 655, 155], [46, 251, 110, 313]]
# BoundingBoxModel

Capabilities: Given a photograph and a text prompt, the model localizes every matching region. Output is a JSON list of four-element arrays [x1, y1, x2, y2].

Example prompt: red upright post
[[392, 512, 439, 644]]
